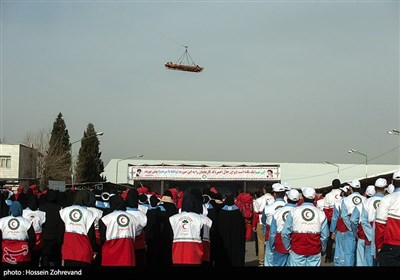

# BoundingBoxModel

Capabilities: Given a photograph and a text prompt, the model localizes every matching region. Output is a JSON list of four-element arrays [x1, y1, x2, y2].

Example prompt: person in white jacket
[[282, 187, 329, 266]]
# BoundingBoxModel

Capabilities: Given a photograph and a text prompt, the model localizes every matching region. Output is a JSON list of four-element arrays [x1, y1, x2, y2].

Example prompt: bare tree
[[24, 129, 49, 187], [24, 128, 71, 187], [43, 137, 71, 183]]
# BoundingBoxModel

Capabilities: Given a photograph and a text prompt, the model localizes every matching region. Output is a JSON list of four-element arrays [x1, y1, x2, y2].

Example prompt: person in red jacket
[[375, 170, 400, 266], [235, 192, 254, 241]]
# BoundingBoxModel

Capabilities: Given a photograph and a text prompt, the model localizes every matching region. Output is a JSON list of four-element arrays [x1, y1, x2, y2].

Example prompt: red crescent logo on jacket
[[3, 245, 29, 264], [352, 196, 362, 205], [301, 208, 315, 222], [181, 219, 189, 230], [117, 214, 130, 227], [8, 218, 20, 230], [69, 209, 83, 222]]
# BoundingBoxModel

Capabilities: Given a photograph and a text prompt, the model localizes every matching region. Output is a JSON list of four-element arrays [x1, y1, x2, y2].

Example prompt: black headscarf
[[125, 189, 139, 208], [181, 191, 202, 214], [138, 193, 149, 204], [190, 188, 203, 202], [109, 195, 126, 212], [224, 195, 235, 206], [332, 179, 341, 189], [17, 191, 28, 210], [190, 188, 203, 214], [45, 189, 57, 202], [26, 189, 38, 211], [203, 187, 212, 196], [149, 195, 159, 208], [73, 190, 90, 207], [163, 190, 173, 198]]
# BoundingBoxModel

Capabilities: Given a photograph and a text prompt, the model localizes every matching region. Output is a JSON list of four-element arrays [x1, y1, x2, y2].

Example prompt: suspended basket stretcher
[[165, 46, 204, 73]]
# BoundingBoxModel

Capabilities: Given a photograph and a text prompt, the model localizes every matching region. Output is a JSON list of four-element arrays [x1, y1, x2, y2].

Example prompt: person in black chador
[[39, 189, 64, 267], [0, 188, 14, 218], [159, 190, 178, 266], [144, 195, 163, 266], [216, 195, 246, 266]]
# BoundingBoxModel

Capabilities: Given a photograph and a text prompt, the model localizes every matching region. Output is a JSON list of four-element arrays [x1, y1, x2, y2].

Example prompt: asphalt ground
[[244, 240, 334, 267]]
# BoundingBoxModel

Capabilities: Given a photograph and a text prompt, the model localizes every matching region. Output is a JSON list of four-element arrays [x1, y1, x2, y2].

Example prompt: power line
[[151, 29, 186, 48], [284, 145, 400, 182]]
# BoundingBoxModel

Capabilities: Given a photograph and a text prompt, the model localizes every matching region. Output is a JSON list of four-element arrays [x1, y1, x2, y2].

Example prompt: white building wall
[[0, 144, 38, 179], [0, 144, 20, 178]]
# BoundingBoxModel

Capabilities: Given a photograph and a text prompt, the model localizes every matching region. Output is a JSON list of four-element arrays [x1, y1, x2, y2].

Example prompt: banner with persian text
[[127, 165, 280, 181]]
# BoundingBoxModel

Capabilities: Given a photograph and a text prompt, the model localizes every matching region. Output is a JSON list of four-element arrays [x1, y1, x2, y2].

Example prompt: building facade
[[0, 144, 38, 185]]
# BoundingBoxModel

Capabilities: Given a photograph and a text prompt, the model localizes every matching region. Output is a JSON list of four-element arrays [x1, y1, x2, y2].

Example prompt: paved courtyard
[[244, 240, 333, 267]]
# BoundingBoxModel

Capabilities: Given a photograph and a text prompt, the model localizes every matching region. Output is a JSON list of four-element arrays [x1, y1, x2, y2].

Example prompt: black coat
[[216, 206, 246, 266], [39, 190, 64, 241], [159, 202, 178, 266], [145, 207, 163, 266]]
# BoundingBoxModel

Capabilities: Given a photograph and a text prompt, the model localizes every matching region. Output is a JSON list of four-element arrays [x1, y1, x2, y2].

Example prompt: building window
[[0, 156, 11, 168]]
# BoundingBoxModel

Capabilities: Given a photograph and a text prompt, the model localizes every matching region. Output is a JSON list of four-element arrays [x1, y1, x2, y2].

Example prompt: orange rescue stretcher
[[164, 62, 204, 73]]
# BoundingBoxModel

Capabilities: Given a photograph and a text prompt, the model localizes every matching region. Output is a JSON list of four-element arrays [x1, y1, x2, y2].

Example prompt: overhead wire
[[151, 29, 186, 48], [283, 144, 400, 182]]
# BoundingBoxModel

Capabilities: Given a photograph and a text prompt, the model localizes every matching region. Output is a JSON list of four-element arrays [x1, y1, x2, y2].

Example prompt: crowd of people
[[0, 170, 399, 267], [0, 184, 246, 267]]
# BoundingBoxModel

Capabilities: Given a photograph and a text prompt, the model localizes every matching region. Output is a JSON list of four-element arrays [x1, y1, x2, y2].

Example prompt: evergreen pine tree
[[75, 123, 104, 183], [43, 112, 71, 182]]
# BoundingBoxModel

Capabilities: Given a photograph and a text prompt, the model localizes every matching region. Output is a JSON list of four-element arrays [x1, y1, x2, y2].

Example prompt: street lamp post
[[323, 161, 340, 179], [115, 154, 144, 184], [348, 148, 368, 178], [71, 132, 104, 188], [387, 129, 400, 135]]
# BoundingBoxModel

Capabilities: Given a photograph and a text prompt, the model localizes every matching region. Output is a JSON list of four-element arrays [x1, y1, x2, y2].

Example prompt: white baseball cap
[[350, 180, 361, 189], [339, 185, 350, 192], [286, 189, 300, 201], [282, 182, 292, 191], [272, 183, 285, 192], [386, 184, 394, 194], [365, 185, 376, 197], [375, 178, 387, 188], [301, 187, 316, 200]]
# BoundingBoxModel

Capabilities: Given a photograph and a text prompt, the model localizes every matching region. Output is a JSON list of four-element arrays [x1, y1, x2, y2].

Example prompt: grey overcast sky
[[1, 0, 399, 167]]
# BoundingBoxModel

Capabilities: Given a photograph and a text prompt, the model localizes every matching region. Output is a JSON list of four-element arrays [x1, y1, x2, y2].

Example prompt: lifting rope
[[176, 46, 197, 66], [165, 46, 204, 73]]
